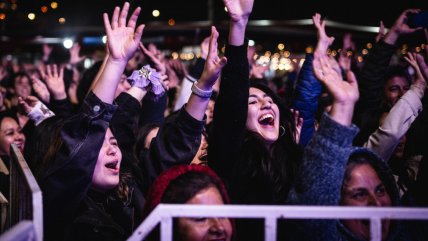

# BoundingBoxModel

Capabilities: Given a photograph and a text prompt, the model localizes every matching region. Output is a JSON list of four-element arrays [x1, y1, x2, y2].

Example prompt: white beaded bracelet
[[191, 82, 212, 98]]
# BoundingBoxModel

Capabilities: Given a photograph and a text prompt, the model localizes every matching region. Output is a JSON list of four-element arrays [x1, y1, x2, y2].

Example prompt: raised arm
[[364, 53, 427, 160], [383, 9, 422, 45], [313, 55, 359, 126], [185, 26, 227, 121], [208, 0, 253, 179], [291, 13, 332, 146], [93, 2, 144, 103], [288, 52, 359, 208], [224, 0, 254, 46]]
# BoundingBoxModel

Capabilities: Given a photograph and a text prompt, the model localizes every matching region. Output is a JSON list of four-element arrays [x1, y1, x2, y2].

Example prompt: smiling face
[[246, 87, 280, 146], [176, 186, 232, 241], [91, 128, 122, 192], [0, 117, 25, 155], [383, 76, 410, 107], [341, 163, 392, 241]]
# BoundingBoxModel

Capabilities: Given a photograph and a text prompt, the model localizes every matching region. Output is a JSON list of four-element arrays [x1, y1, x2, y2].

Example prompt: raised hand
[[31, 74, 50, 103], [384, 9, 422, 44], [223, 0, 254, 45], [139, 43, 166, 75], [44, 64, 67, 100], [313, 13, 335, 56], [197, 26, 228, 90], [375, 21, 385, 42], [103, 2, 144, 63], [223, 0, 254, 23], [18, 96, 39, 115], [69, 43, 86, 65], [313, 55, 359, 125], [411, 54, 428, 89]]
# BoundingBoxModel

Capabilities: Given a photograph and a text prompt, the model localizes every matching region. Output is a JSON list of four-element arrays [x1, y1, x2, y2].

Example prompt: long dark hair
[[239, 82, 302, 203]]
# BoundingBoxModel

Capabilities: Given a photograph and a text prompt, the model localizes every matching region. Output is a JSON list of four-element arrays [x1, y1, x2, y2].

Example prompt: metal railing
[[2, 144, 43, 241], [128, 204, 428, 241]]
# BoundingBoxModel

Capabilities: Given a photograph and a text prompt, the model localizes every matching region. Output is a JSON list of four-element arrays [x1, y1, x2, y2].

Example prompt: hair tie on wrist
[[127, 65, 166, 100]]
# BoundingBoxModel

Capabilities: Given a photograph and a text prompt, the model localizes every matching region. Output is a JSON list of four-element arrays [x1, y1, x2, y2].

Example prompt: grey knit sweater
[[286, 113, 423, 241]]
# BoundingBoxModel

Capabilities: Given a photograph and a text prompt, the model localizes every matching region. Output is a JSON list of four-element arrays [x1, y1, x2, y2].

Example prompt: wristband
[[28, 101, 55, 126], [191, 82, 212, 98]]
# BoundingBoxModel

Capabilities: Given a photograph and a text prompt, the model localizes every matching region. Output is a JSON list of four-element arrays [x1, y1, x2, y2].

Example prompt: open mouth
[[14, 142, 24, 149], [258, 113, 274, 126], [105, 160, 119, 171]]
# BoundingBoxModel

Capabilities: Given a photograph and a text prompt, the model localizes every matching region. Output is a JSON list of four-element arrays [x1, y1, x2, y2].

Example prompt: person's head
[[91, 128, 122, 192], [13, 72, 32, 98], [246, 82, 295, 147], [383, 65, 411, 107], [340, 151, 397, 241], [0, 114, 25, 156], [144, 165, 233, 241]]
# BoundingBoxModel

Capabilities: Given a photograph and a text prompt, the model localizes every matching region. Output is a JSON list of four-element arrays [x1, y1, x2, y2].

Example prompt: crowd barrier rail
[[128, 204, 428, 241]]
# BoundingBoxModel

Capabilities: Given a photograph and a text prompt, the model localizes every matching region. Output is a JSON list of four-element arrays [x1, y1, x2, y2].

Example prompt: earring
[[280, 125, 285, 137]]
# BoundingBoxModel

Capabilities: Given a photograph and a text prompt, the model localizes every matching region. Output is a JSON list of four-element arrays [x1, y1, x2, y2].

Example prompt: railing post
[[370, 218, 382, 241], [265, 217, 276, 241], [160, 216, 173, 241]]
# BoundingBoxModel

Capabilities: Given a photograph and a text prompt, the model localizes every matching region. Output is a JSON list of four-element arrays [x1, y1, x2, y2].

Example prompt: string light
[[58, 17, 66, 24], [51, 2, 58, 9], [168, 18, 175, 26], [41, 6, 48, 13], [63, 39, 74, 49], [28, 13, 36, 20], [152, 10, 160, 17], [0, 13, 6, 20]]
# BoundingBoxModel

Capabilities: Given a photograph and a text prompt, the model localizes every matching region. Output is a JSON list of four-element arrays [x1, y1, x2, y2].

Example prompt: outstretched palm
[[313, 55, 359, 105], [103, 2, 144, 62], [199, 26, 227, 89], [313, 13, 334, 55]]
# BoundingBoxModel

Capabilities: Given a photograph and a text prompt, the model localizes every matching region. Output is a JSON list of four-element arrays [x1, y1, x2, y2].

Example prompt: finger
[[139, 42, 148, 53], [217, 57, 227, 69], [118, 2, 130, 27], [27, 96, 39, 103], [111, 6, 120, 29], [59, 67, 64, 80], [346, 70, 357, 85], [53, 64, 58, 78], [103, 13, 112, 34], [46, 65, 52, 78], [209, 26, 219, 56], [127, 7, 141, 29], [133, 24, 145, 42], [38, 65, 46, 80]]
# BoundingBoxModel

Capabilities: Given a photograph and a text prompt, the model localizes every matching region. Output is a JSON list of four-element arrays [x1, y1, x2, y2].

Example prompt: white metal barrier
[[3, 144, 43, 241], [0, 221, 35, 241], [128, 204, 428, 241]]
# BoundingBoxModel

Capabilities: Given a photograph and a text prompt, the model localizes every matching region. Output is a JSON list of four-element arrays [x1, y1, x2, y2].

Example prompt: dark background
[[0, 0, 427, 55]]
